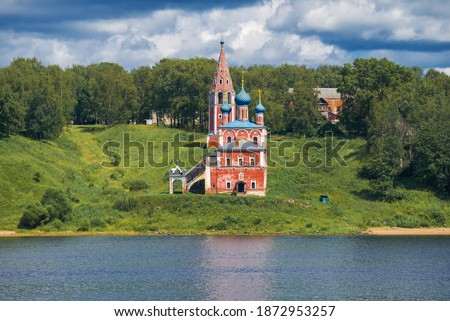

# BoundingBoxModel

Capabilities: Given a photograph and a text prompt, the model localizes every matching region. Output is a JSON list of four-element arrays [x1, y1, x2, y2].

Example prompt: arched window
[[253, 136, 258, 144], [239, 172, 244, 180], [219, 78, 223, 85], [228, 92, 232, 103], [227, 136, 232, 143], [251, 180, 256, 189], [218, 92, 223, 104]]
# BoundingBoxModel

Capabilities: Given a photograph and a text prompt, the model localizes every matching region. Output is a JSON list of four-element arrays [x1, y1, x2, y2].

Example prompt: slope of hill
[[0, 125, 448, 234]]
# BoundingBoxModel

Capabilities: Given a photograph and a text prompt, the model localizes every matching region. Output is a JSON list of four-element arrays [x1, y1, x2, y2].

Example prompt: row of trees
[[0, 57, 343, 138]]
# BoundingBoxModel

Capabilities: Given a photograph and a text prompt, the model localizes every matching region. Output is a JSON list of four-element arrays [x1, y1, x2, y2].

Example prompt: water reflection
[[200, 237, 273, 300]]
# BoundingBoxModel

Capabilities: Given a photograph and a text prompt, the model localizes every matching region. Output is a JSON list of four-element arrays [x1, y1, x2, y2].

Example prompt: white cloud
[[434, 68, 450, 76], [0, 0, 449, 71], [267, 0, 450, 42]]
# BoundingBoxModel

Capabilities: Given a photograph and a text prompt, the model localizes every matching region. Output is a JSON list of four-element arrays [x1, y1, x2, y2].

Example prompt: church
[[169, 41, 268, 196]]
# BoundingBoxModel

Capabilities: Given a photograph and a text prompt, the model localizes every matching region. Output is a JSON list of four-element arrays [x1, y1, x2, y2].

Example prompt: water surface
[[0, 236, 449, 300]]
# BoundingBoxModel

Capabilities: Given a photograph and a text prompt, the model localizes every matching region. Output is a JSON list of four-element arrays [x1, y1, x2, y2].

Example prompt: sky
[[1, 0, 450, 74]]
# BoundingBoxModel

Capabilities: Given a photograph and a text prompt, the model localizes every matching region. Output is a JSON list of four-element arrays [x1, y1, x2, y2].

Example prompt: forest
[[0, 56, 449, 199]]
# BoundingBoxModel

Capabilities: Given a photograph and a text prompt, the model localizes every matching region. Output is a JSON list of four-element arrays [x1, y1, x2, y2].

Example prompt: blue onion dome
[[255, 101, 265, 114], [235, 87, 251, 106], [220, 101, 231, 113]]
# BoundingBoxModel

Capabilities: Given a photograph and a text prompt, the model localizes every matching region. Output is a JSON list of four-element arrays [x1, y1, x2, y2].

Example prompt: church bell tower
[[208, 41, 235, 134]]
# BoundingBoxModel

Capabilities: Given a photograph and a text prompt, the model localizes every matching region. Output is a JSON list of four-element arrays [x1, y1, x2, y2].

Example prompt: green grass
[[0, 124, 448, 234]]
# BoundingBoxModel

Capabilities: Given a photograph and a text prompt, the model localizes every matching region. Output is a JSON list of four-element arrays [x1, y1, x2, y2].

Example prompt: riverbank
[[2, 227, 450, 238], [364, 227, 450, 236]]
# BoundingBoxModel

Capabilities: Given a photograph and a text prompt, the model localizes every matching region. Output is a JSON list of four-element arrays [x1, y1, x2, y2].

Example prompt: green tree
[[25, 80, 65, 139], [131, 65, 153, 123], [40, 188, 72, 221], [339, 58, 415, 135], [0, 82, 26, 137], [18, 203, 50, 229]]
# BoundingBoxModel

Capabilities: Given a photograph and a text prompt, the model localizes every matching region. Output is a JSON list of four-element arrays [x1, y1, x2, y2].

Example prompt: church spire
[[208, 40, 236, 133]]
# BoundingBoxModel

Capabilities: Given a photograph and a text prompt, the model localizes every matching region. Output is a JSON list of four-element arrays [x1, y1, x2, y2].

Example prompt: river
[[0, 236, 449, 300]]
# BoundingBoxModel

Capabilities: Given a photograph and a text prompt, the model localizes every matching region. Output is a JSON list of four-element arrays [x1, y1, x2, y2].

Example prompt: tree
[[364, 97, 404, 199], [339, 58, 415, 135], [0, 82, 26, 137], [25, 80, 65, 139], [18, 203, 50, 229], [40, 188, 72, 221], [284, 83, 324, 136], [131, 65, 153, 123], [87, 63, 139, 125]]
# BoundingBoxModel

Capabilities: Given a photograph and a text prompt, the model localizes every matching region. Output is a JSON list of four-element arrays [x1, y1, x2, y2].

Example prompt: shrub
[[253, 218, 262, 225], [383, 188, 407, 203], [18, 203, 50, 229], [207, 221, 227, 231], [51, 219, 64, 230], [33, 172, 41, 182], [113, 197, 137, 211], [428, 208, 446, 226], [40, 188, 72, 221], [77, 219, 91, 231], [90, 217, 107, 229], [127, 180, 149, 191], [223, 215, 239, 225], [394, 214, 420, 228]]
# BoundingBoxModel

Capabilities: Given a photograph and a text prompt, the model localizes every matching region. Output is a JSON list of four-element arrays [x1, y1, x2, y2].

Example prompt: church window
[[238, 157, 243, 166], [227, 136, 232, 143], [228, 92, 232, 103], [226, 181, 231, 189], [250, 157, 255, 167], [251, 180, 256, 189], [218, 92, 223, 104], [239, 173, 244, 180], [226, 157, 231, 166], [253, 136, 258, 144], [218, 114, 222, 119], [219, 78, 223, 85], [226, 78, 229, 84]]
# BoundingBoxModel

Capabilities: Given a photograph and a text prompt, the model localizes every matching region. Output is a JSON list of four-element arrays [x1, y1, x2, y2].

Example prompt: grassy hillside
[[0, 125, 448, 234]]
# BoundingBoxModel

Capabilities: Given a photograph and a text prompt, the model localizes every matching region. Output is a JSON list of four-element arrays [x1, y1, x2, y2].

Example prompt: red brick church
[[169, 41, 267, 196]]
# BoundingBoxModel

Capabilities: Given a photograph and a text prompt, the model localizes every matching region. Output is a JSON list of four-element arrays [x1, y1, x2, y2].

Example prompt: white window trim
[[226, 181, 231, 189]]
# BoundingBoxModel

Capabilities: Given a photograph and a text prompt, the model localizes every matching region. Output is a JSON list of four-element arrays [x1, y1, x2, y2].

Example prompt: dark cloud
[[303, 31, 450, 53], [0, 0, 262, 33]]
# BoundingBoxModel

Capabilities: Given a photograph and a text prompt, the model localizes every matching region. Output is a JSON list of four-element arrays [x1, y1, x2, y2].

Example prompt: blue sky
[[1, 0, 450, 73]]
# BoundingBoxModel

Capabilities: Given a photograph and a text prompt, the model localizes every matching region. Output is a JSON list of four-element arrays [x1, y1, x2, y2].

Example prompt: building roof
[[219, 120, 264, 128], [218, 140, 264, 152], [317, 88, 341, 99]]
